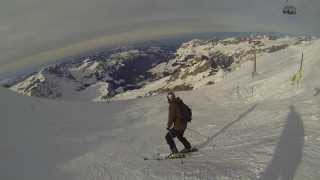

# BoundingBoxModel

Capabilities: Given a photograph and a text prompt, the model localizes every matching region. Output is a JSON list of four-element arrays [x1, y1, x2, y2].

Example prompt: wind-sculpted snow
[[1, 38, 320, 180]]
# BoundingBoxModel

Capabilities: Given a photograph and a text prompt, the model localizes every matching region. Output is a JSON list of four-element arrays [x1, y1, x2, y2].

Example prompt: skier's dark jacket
[[167, 97, 187, 130]]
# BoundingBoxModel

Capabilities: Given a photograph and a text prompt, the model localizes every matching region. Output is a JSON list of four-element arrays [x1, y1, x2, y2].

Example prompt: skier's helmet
[[167, 92, 176, 102]]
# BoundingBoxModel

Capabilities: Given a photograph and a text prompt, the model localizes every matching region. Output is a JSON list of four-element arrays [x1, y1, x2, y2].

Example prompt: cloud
[[0, 0, 319, 77]]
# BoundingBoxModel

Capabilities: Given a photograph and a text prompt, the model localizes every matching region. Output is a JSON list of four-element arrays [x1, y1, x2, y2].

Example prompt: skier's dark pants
[[165, 129, 191, 153]]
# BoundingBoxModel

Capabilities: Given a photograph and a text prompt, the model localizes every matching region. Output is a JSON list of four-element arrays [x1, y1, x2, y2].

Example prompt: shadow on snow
[[259, 105, 305, 180], [197, 104, 258, 149], [314, 88, 320, 96]]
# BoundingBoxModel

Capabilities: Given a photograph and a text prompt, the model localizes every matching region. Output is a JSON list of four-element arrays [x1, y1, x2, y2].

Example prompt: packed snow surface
[[1, 38, 320, 180]]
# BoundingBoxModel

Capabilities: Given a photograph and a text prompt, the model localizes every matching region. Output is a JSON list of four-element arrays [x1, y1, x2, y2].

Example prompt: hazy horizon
[[0, 0, 319, 78]]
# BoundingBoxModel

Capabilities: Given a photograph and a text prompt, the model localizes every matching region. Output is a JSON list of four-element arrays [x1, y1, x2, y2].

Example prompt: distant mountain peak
[[6, 35, 315, 102]]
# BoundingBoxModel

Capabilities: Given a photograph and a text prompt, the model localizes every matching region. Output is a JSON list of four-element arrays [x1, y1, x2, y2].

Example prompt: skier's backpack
[[178, 99, 192, 122]]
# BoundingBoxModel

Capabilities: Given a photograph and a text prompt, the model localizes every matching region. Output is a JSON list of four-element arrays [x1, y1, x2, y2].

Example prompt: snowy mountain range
[[6, 35, 316, 101], [2, 34, 320, 180]]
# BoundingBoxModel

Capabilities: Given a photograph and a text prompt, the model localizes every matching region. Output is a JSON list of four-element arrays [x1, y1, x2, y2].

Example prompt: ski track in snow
[[1, 39, 320, 180]]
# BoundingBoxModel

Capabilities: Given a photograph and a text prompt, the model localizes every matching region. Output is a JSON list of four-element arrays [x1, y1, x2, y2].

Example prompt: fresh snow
[[1, 37, 320, 180]]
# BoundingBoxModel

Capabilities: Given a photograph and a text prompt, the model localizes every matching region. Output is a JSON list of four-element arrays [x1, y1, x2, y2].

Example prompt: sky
[[0, 0, 319, 78]]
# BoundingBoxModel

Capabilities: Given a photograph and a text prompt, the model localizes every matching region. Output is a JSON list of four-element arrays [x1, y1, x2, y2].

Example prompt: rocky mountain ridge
[[7, 35, 315, 101]]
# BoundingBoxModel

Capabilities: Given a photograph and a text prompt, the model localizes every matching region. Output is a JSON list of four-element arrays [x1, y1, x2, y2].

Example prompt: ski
[[180, 147, 198, 154], [143, 153, 185, 161], [143, 147, 199, 161]]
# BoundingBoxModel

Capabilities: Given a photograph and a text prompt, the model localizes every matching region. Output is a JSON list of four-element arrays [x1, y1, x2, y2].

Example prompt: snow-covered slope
[[113, 35, 317, 100], [1, 38, 320, 180], [7, 35, 316, 102]]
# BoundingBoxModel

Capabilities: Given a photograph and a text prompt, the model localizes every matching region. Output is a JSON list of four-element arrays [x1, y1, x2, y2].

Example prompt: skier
[[165, 91, 192, 158]]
